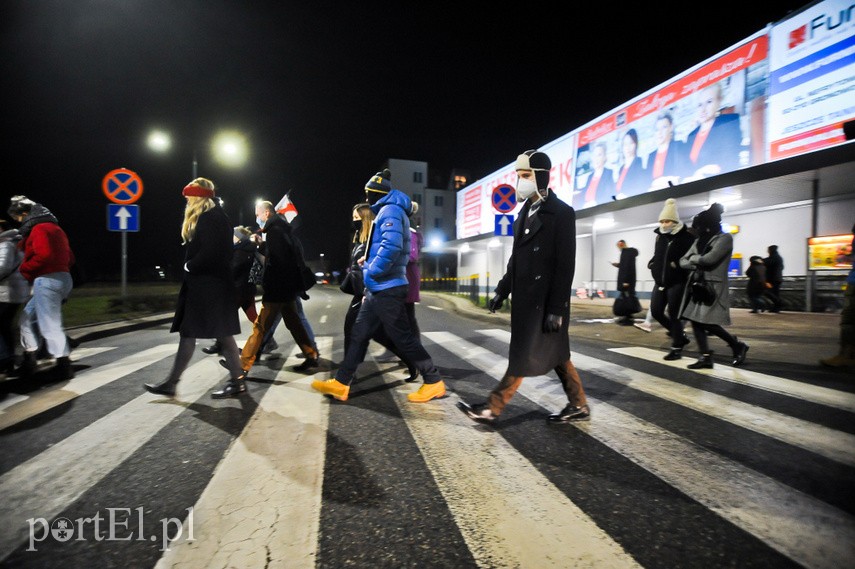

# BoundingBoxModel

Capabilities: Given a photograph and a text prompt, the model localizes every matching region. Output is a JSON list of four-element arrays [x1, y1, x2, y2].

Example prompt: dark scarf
[[18, 203, 59, 239]]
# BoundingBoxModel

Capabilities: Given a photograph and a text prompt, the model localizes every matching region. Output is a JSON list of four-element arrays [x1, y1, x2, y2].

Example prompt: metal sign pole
[[121, 230, 128, 298]]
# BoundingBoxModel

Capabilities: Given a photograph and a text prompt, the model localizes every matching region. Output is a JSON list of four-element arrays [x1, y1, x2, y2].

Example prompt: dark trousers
[[337, 286, 438, 386], [344, 294, 416, 370], [488, 358, 587, 417], [691, 322, 739, 354], [766, 281, 782, 311], [650, 283, 686, 346]]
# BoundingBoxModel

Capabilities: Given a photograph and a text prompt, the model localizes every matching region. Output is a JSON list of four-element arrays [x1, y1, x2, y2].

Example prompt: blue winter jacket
[[364, 189, 411, 293]]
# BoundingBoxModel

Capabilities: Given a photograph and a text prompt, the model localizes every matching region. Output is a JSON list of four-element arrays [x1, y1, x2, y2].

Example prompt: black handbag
[[612, 291, 641, 316], [689, 271, 715, 305]]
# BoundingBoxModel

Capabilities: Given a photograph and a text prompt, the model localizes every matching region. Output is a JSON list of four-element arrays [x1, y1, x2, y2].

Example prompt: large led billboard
[[456, 0, 855, 240]]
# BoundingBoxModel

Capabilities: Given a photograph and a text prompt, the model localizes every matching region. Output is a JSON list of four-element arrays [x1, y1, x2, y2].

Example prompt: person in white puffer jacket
[[0, 223, 31, 374]]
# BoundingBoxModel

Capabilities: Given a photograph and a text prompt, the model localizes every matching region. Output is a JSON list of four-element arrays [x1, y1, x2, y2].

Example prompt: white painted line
[[403, 339, 640, 568], [611, 346, 855, 412], [156, 337, 333, 568], [426, 330, 855, 569], [477, 329, 855, 468], [0, 353, 241, 559], [0, 344, 175, 430]]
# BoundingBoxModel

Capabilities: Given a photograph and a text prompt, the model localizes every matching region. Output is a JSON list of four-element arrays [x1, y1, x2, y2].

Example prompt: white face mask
[[256, 216, 265, 229], [516, 177, 539, 202]]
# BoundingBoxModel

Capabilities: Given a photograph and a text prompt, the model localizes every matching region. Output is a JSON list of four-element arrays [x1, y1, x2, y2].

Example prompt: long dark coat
[[494, 192, 576, 376], [258, 215, 304, 302], [171, 204, 241, 338], [678, 231, 733, 326]]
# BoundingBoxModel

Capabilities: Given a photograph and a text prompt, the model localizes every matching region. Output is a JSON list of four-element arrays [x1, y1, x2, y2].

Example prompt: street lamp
[[147, 128, 249, 179]]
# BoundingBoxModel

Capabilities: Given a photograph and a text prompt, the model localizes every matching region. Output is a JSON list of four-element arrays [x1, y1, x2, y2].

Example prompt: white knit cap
[[658, 198, 680, 222]]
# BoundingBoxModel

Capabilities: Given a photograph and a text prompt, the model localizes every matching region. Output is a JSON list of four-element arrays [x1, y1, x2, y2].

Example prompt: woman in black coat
[[144, 178, 244, 396], [648, 198, 695, 360]]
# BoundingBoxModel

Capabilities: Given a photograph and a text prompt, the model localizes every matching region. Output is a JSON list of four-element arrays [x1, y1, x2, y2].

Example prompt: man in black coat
[[612, 239, 639, 324], [211, 200, 318, 398], [457, 149, 590, 424], [764, 244, 784, 313]]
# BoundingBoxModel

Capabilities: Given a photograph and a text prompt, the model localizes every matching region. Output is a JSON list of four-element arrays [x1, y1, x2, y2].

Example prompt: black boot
[[144, 378, 179, 396], [202, 341, 222, 355], [211, 377, 246, 399], [688, 353, 714, 369], [15, 351, 38, 378], [663, 348, 682, 361], [732, 341, 749, 366], [54, 356, 75, 380]]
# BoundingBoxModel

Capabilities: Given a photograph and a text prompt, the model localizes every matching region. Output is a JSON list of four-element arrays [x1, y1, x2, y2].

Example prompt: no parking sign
[[102, 168, 143, 204]]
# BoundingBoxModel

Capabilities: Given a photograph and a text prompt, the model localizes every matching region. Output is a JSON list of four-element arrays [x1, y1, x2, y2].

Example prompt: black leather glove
[[543, 313, 563, 333], [300, 291, 310, 301], [488, 295, 505, 313]]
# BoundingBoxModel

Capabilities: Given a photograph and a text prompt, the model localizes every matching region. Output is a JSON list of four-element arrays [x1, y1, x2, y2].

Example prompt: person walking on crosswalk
[[678, 202, 749, 369], [144, 178, 245, 397], [312, 168, 446, 403], [457, 149, 590, 424]]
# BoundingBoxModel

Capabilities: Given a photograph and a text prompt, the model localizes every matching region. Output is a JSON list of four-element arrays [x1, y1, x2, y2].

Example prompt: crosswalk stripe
[[425, 330, 855, 569], [475, 329, 855, 468], [0, 344, 175, 431], [156, 336, 333, 568], [391, 349, 640, 567], [0, 347, 117, 416], [610, 346, 855, 412], [0, 354, 236, 559]]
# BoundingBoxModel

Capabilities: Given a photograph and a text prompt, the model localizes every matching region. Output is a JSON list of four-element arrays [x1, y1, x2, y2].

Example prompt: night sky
[[1, 1, 800, 277]]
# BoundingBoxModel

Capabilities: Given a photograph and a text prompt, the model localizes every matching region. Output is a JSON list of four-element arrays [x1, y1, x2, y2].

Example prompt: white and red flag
[[275, 193, 298, 223]]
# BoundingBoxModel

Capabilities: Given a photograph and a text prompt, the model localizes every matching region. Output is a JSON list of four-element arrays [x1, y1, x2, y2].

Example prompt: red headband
[[182, 183, 215, 199]]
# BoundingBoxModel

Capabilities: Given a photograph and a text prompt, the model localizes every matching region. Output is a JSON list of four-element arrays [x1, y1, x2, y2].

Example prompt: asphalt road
[[0, 286, 852, 568]]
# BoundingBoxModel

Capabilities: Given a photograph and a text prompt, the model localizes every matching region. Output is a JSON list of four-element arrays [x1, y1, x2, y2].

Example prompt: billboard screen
[[455, 0, 855, 240]]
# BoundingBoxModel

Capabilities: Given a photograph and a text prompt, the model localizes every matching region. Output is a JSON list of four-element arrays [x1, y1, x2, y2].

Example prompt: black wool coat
[[171, 204, 241, 338], [494, 193, 576, 376], [258, 215, 304, 302], [648, 224, 695, 288]]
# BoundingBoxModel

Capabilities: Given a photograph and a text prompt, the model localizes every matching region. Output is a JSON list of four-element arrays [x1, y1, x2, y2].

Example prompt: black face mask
[[351, 219, 362, 232]]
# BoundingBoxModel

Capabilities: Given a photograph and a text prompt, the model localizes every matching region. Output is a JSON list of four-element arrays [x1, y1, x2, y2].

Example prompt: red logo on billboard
[[789, 25, 806, 49]]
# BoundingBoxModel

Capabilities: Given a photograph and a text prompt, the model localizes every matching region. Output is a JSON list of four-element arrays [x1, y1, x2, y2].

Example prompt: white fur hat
[[658, 198, 680, 222]]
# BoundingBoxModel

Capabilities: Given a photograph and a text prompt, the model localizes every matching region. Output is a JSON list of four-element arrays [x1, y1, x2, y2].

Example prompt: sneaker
[[633, 321, 652, 333], [456, 401, 496, 424], [260, 339, 279, 354], [311, 378, 350, 401], [547, 404, 591, 423], [407, 380, 446, 403]]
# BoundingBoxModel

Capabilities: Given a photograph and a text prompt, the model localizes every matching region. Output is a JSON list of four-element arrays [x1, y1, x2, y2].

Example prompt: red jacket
[[19, 222, 74, 283]]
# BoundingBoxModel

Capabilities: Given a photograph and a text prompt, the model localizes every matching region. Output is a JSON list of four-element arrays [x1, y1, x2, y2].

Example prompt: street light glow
[[147, 130, 172, 152], [212, 130, 249, 168]]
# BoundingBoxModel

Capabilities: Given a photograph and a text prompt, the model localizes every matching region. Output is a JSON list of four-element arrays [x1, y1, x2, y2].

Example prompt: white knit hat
[[658, 198, 680, 222]]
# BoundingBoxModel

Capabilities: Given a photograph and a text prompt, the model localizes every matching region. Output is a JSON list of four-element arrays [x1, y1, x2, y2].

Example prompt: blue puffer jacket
[[364, 189, 412, 293]]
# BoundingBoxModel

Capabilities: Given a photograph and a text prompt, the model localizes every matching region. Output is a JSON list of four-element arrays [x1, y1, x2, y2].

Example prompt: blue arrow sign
[[107, 204, 140, 232], [494, 214, 514, 236]]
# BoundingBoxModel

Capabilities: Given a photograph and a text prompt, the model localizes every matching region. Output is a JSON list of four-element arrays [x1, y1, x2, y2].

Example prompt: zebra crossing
[[0, 327, 852, 568]]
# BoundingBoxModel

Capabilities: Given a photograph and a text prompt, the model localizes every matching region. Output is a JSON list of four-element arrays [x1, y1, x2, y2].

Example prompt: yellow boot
[[407, 380, 446, 403], [311, 378, 350, 401]]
